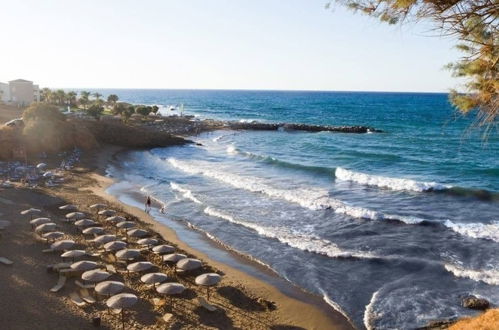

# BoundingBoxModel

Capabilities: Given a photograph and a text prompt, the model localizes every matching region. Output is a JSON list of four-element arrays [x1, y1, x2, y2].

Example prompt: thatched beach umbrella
[[99, 209, 117, 217], [127, 261, 154, 273], [95, 280, 125, 296], [66, 212, 85, 220], [106, 293, 138, 330], [104, 240, 127, 252], [50, 239, 75, 251], [127, 229, 149, 238], [93, 234, 117, 245], [195, 273, 221, 300], [82, 226, 105, 236], [61, 249, 86, 261], [82, 269, 111, 283], [156, 282, 185, 309], [90, 203, 107, 213], [42, 231, 64, 242], [36, 163, 47, 170], [152, 245, 175, 255], [163, 253, 186, 263], [116, 221, 135, 229], [176, 258, 202, 271], [140, 272, 168, 288], [21, 208, 42, 219], [59, 204, 77, 211], [116, 249, 141, 261], [42, 171, 54, 178], [71, 260, 99, 271], [30, 217, 51, 227], [75, 219, 97, 228], [137, 238, 158, 248], [35, 222, 57, 233], [107, 216, 126, 224]]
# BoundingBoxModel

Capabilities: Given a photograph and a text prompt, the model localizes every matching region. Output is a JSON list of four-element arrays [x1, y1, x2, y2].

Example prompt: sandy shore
[[0, 144, 353, 330]]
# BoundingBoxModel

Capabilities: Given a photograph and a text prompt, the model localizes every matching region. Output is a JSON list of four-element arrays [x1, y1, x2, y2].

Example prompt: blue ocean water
[[100, 89, 499, 329]]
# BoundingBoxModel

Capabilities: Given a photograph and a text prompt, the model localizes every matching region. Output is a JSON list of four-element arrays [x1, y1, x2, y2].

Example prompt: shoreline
[[87, 144, 354, 329]]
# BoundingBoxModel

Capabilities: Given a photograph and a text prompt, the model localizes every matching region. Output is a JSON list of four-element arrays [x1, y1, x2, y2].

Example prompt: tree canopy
[[328, 0, 498, 128]]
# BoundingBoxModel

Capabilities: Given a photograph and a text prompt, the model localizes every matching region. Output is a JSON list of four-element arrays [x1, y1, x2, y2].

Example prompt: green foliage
[[328, 0, 498, 127], [152, 105, 159, 114], [23, 103, 65, 122], [92, 92, 102, 101], [122, 106, 135, 122], [86, 103, 104, 120], [135, 105, 152, 116], [107, 94, 119, 105]]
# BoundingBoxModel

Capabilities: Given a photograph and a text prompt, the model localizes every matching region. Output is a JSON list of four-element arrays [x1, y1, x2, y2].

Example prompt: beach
[[0, 142, 353, 330]]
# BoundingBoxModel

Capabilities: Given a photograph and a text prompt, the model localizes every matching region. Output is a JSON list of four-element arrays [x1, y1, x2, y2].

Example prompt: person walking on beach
[[145, 196, 151, 214]]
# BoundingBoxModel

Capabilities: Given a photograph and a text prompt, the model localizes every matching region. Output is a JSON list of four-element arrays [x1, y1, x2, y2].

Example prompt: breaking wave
[[335, 167, 451, 192], [444, 263, 499, 286], [170, 182, 202, 204], [443, 220, 499, 243]]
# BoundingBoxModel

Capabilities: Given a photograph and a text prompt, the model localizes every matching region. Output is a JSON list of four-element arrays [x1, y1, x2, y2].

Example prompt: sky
[[0, 0, 462, 92]]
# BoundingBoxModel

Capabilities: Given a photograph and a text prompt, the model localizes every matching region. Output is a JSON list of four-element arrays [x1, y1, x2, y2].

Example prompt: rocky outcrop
[[462, 295, 490, 310], [227, 121, 382, 133]]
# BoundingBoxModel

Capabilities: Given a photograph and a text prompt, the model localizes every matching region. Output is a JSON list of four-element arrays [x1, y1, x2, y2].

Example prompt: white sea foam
[[204, 206, 375, 259], [170, 182, 202, 204], [335, 167, 451, 192], [363, 289, 381, 330], [320, 290, 354, 325], [444, 263, 499, 286], [226, 145, 238, 154], [169, 158, 425, 223], [444, 220, 499, 243]]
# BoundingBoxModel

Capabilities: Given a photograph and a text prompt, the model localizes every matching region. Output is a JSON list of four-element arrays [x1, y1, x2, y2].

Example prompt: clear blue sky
[[0, 0, 462, 92]]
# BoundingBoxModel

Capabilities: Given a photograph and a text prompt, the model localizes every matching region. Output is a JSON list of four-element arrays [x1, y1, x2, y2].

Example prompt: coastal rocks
[[462, 295, 490, 310], [227, 121, 382, 134], [420, 319, 456, 330]]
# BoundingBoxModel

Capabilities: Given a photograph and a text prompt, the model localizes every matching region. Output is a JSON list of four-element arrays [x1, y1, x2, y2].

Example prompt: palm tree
[[41, 88, 52, 103], [55, 89, 66, 106], [107, 94, 119, 107], [80, 91, 90, 109], [67, 91, 77, 108], [92, 92, 102, 101]]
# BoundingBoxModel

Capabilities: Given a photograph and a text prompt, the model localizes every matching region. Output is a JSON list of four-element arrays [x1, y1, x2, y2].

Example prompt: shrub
[[135, 106, 151, 116], [86, 104, 104, 119], [22, 103, 65, 122]]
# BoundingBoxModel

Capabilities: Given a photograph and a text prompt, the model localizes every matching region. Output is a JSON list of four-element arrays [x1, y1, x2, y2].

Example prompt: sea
[[97, 89, 499, 329]]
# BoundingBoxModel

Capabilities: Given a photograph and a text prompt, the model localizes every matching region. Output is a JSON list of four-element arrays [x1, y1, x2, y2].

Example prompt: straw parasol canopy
[[71, 260, 99, 271], [177, 258, 202, 271], [90, 203, 107, 210], [104, 240, 127, 252], [82, 226, 105, 235], [82, 269, 111, 283], [127, 229, 149, 238], [195, 273, 221, 300], [61, 249, 86, 260], [93, 234, 117, 245], [137, 238, 158, 247], [116, 249, 141, 260], [163, 253, 186, 263], [106, 216, 126, 224], [35, 222, 57, 233], [21, 208, 42, 219], [99, 209, 117, 217], [66, 212, 85, 220], [156, 282, 185, 295], [50, 239, 75, 251], [59, 204, 77, 211], [42, 231, 64, 241], [30, 217, 51, 226], [74, 219, 97, 227], [116, 221, 135, 229], [140, 272, 168, 287], [152, 245, 175, 255], [106, 293, 138, 330], [95, 281, 125, 296], [127, 261, 154, 273]]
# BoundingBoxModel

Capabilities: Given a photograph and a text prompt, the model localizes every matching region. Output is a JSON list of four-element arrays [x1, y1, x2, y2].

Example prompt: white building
[[0, 82, 9, 103], [0, 79, 40, 106]]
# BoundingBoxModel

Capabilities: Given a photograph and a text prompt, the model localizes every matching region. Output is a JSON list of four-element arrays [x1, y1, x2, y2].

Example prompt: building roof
[[9, 79, 33, 83]]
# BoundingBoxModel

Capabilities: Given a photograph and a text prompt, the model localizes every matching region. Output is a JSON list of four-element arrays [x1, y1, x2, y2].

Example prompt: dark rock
[[462, 295, 490, 310], [418, 319, 455, 329], [257, 297, 277, 311]]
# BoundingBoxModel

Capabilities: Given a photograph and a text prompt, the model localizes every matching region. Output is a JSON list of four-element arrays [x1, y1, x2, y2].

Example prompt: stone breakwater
[[227, 121, 382, 133]]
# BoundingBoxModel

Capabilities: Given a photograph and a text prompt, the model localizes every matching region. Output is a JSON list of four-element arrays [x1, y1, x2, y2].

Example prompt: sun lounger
[[79, 288, 96, 304], [50, 274, 67, 293], [47, 262, 71, 272], [69, 292, 86, 307], [111, 308, 122, 314], [152, 298, 166, 307], [156, 313, 173, 324], [75, 280, 95, 289], [197, 297, 217, 312], [0, 257, 13, 265], [105, 264, 117, 274]]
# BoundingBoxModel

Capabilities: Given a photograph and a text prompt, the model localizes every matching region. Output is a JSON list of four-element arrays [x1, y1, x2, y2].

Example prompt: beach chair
[[152, 298, 166, 308], [75, 280, 95, 289], [0, 257, 13, 265], [79, 288, 96, 304], [50, 274, 67, 293], [197, 297, 217, 312], [105, 264, 117, 274], [47, 262, 71, 272], [69, 292, 86, 307]]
